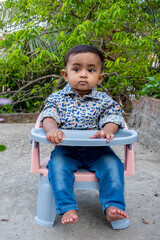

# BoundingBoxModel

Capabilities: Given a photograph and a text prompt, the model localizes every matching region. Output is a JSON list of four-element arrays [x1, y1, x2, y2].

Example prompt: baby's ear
[[98, 73, 105, 84], [62, 69, 68, 82]]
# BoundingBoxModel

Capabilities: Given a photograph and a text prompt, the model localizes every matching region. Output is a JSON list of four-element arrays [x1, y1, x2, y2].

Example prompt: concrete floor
[[0, 123, 160, 240]]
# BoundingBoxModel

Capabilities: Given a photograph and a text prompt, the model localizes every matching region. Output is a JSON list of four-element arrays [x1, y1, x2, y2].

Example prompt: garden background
[[0, 0, 160, 114]]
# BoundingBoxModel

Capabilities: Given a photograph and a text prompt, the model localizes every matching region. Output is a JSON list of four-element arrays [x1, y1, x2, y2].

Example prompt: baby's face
[[62, 52, 104, 97]]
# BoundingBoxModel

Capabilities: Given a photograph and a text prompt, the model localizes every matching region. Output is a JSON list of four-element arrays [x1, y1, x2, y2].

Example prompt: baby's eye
[[74, 68, 80, 72], [88, 69, 94, 73]]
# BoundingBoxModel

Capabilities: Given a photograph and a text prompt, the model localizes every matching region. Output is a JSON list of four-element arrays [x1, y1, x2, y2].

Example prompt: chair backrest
[[31, 113, 135, 178]]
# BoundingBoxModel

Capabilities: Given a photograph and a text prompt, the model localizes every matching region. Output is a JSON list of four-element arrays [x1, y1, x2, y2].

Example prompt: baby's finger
[[54, 134, 61, 145], [58, 131, 65, 142], [49, 135, 56, 145], [46, 133, 51, 142], [106, 133, 114, 143], [99, 130, 105, 138], [110, 134, 114, 140], [89, 132, 100, 139], [47, 133, 55, 144], [106, 134, 111, 143], [62, 132, 66, 138]]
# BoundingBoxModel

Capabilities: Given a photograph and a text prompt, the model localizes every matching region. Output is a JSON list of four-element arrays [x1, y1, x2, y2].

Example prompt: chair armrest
[[31, 113, 42, 174]]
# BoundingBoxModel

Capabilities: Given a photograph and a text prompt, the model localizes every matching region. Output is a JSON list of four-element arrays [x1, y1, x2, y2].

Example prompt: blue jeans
[[47, 146, 125, 215]]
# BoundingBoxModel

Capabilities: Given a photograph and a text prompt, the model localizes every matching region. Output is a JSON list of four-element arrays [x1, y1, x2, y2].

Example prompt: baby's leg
[[47, 146, 82, 224], [86, 146, 126, 221]]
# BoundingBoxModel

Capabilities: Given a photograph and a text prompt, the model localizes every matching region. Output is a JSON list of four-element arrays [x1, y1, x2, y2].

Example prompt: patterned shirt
[[41, 83, 125, 129]]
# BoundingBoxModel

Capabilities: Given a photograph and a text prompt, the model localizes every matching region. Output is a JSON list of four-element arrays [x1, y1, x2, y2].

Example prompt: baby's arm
[[43, 118, 65, 145], [90, 122, 119, 143]]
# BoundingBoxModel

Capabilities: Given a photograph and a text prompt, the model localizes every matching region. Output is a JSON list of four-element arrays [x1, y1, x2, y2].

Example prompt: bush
[[0, 98, 12, 151], [139, 76, 160, 99], [0, 0, 160, 113]]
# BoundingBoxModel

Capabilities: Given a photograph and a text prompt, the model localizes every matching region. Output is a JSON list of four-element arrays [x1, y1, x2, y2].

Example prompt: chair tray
[[31, 128, 138, 146]]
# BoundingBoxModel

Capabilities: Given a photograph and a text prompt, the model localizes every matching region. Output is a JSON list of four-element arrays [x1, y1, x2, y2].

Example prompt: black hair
[[64, 45, 105, 71]]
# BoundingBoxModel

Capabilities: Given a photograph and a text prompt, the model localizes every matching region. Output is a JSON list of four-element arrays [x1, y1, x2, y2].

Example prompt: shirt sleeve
[[40, 95, 61, 127], [99, 100, 125, 129]]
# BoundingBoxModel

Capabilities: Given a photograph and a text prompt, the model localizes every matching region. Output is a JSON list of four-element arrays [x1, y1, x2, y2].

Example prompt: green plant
[[0, 0, 160, 113], [0, 98, 12, 151], [139, 76, 160, 99], [0, 145, 6, 152]]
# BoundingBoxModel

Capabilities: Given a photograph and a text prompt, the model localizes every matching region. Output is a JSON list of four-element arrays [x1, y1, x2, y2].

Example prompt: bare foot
[[61, 210, 78, 224], [105, 207, 129, 222]]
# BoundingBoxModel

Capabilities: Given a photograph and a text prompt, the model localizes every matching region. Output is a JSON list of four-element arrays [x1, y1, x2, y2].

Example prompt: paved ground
[[0, 123, 160, 240]]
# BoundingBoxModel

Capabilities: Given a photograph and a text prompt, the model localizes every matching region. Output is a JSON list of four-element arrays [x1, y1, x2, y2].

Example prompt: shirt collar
[[62, 83, 99, 100], [62, 83, 75, 95]]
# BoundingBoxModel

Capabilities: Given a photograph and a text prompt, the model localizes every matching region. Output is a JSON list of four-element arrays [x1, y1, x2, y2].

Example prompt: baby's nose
[[80, 69, 87, 77]]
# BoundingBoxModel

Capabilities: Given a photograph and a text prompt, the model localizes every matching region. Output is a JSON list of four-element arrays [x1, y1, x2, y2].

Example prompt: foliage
[[0, 98, 12, 151], [139, 76, 160, 99], [0, 0, 160, 113], [0, 145, 6, 152]]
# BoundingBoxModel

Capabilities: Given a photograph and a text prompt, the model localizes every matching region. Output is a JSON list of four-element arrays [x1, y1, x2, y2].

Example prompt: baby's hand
[[46, 128, 65, 146], [90, 129, 114, 143]]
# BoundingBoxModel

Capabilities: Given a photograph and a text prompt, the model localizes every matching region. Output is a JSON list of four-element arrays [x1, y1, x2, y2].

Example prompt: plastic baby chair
[[30, 113, 138, 230]]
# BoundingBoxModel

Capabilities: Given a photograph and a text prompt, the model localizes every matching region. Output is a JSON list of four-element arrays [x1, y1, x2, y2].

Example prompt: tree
[[0, 0, 160, 113]]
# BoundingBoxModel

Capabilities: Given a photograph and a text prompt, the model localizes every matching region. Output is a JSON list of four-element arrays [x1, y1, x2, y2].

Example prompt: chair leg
[[34, 175, 56, 227], [111, 184, 130, 230], [111, 218, 131, 229], [34, 176, 130, 229]]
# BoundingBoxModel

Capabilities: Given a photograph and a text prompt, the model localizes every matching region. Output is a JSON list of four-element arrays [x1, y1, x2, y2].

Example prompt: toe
[[106, 207, 129, 222], [61, 210, 78, 224]]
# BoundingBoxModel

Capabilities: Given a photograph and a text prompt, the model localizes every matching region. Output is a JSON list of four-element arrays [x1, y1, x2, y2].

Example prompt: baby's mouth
[[78, 81, 88, 84]]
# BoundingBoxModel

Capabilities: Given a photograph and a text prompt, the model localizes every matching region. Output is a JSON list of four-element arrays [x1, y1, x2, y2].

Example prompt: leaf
[[0, 145, 7, 152], [31, 89, 37, 94], [146, 77, 156, 81]]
